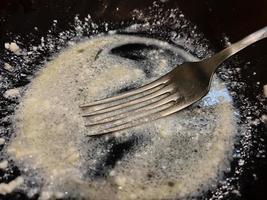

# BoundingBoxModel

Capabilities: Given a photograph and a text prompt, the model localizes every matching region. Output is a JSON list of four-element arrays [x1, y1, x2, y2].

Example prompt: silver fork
[[80, 26, 267, 136]]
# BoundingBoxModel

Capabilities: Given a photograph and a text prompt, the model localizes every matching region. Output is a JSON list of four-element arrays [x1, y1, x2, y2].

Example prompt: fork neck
[[204, 26, 267, 75]]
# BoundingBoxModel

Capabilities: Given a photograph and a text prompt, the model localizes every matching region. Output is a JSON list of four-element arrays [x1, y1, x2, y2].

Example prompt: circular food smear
[[8, 35, 236, 199]]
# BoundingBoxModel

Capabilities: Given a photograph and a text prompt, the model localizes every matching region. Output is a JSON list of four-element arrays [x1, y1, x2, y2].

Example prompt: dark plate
[[0, 0, 266, 199]]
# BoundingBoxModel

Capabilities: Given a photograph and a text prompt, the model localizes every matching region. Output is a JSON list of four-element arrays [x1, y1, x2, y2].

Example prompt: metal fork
[[80, 26, 267, 136]]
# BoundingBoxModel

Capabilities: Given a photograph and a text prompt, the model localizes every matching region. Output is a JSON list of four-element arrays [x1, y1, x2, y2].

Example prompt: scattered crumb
[[0, 160, 8, 169], [0, 138, 5, 145], [39, 191, 65, 200], [0, 176, 24, 195], [4, 43, 10, 49], [32, 46, 38, 51], [231, 189, 241, 197], [261, 115, 267, 124], [114, 175, 126, 188], [4, 42, 20, 54], [263, 85, 267, 98], [108, 30, 117, 35], [3, 63, 14, 72], [10, 42, 20, 53], [3, 88, 21, 99], [109, 170, 116, 177]]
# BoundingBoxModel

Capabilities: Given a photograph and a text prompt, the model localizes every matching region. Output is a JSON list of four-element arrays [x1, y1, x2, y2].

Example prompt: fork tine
[[85, 93, 179, 126], [80, 76, 170, 108], [81, 84, 167, 113], [86, 104, 171, 135], [85, 102, 173, 128], [83, 93, 168, 119], [85, 103, 183, 136], [82, 83, 175, 116], [91, 86, 206, 135]]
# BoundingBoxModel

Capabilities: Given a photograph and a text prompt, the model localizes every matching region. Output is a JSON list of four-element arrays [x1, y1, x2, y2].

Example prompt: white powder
[[8, 35, 236, 199]]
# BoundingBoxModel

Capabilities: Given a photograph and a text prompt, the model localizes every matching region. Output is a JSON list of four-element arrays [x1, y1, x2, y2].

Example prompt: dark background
[[0, 0, 266, 199]]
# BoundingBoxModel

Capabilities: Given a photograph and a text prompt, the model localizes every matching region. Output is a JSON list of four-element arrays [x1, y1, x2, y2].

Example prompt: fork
[[80, 26, 267, 136]]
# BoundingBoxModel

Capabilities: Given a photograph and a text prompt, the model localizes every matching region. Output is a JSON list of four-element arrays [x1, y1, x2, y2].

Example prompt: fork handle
[[205, 26, 267, 73]]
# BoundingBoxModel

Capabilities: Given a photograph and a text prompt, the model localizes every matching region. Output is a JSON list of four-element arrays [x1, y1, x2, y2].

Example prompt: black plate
[[0, 0, 266, 199]]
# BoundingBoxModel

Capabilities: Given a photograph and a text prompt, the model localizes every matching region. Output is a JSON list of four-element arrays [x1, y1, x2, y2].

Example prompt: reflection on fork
[[80, 26, 267, 136]]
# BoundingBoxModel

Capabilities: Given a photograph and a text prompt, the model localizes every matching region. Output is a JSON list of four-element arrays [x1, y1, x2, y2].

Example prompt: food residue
[[7, 35, 237, 199]]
